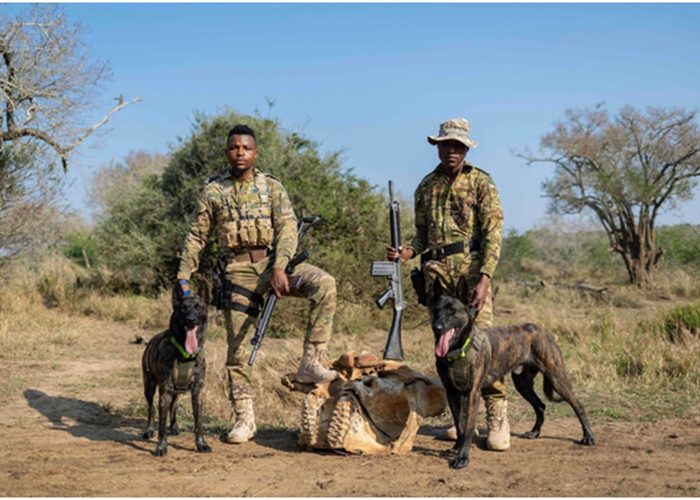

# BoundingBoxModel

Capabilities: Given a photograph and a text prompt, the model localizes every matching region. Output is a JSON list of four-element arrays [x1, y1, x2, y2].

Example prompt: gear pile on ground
[[283, 351, 446, 455]]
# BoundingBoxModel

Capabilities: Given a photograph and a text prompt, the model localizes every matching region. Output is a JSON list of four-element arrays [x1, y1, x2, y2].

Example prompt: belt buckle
[[435, 246, 446, 260]]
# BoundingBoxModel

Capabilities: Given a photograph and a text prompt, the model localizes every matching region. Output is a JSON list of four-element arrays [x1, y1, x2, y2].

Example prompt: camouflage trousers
[[423, 258, 507, 402], [223, 257, 336, 401]]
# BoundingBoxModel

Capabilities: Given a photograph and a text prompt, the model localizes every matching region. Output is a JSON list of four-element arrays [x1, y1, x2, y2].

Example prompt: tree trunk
[[614, 227, 660, 287]]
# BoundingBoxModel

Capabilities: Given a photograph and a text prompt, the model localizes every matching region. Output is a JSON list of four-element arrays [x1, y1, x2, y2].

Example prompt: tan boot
[[485, 399, 511, 451], [296, 341, 338, 384], [226, 397, 256, 444]]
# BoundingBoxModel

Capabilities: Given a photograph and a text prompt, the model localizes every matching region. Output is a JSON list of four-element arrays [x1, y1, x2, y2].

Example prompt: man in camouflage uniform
[[177, 124, 338, 444], [387, 118, 510, 451]]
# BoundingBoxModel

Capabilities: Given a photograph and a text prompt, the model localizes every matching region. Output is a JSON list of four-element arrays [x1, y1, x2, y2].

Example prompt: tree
[[520, 104, 700, 286], [0, 5, 140, 170], [0, 5, 139, 264], [93, 109, 389, 297]]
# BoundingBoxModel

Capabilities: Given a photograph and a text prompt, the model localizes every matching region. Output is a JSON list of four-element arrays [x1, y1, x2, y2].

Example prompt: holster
[[219, 278, 236, 311], [410, 267, 427, 306], [211, 258, 261, 314]]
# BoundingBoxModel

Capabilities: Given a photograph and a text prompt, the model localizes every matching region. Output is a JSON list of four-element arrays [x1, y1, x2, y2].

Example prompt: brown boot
[[226, 397, 256, 444], [296, 341, 338, 384], [485, 399, 510, 451]]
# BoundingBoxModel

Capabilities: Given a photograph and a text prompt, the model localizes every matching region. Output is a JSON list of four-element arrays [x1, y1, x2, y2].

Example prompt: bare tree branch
[[0, 5, 140, 261], [1, 6, 141, 171]]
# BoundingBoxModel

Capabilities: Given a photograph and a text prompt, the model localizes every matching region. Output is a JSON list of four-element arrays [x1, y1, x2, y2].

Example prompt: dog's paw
[[154, 444, 168, 457], [142, 429, 155, 440], [449, 454, 469, 469], [196, 441, 212, 453], [578, 434, 595, 446], [522, 430, 540, 439], [169, 425, 180, 436]]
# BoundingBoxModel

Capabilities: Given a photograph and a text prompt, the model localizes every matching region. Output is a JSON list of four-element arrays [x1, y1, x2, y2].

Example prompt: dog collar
[[169, 335, 200, 360], [446, 336, 472, 363]]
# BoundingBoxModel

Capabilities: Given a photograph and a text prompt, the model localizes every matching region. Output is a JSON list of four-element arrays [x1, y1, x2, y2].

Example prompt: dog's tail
[[543, 376, 564, 402]]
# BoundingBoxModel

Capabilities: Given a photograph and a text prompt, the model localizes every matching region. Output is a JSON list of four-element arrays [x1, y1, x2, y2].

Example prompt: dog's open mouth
[[185, 325, 199, 354], [435, 327, 457, 358]]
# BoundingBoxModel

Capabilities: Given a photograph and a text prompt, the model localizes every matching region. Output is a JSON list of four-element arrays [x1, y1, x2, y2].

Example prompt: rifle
[[248, 216, 320, 366], [370, 180, 405, 360]]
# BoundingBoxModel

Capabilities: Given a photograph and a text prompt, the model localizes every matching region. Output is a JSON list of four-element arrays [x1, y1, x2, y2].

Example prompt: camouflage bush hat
[[427, 117, 478, 149]]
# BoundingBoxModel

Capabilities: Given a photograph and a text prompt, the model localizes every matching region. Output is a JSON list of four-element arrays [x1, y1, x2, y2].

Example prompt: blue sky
[[11, 3, 700, 231]]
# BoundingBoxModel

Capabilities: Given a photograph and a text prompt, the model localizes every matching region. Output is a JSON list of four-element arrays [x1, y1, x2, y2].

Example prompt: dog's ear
[[172, 279, 195, 306], [432, 280, 446, 303], [190, 272, 210, 307], [172, 282, 184, 305]]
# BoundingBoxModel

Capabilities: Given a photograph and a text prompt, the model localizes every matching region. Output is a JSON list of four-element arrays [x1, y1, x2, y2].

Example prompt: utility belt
[[419, 240, 480, 266], [411, 240, 481, 306], [224, 246, 270, 264]]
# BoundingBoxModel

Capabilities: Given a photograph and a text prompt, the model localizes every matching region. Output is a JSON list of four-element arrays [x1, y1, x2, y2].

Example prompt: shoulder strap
[[207, 170, 231, 184]]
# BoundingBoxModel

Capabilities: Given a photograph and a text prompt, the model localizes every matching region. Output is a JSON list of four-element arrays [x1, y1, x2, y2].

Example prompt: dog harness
[[444, 328, 491, 391], [445, 325, 486, 363], [172, 358, 197, 394], [169, 336, 202, 394]]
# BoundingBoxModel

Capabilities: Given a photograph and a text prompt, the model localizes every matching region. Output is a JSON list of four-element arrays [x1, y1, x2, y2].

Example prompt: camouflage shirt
[[177, 168, 298, 280], [411, 161, 503, 278]]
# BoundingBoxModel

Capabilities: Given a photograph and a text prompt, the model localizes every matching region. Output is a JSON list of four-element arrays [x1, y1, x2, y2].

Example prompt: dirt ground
[[1, 316, 699, 497]]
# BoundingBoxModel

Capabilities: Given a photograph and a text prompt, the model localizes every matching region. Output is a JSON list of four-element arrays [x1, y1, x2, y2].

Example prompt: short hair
[[227, 124, 256, 144]]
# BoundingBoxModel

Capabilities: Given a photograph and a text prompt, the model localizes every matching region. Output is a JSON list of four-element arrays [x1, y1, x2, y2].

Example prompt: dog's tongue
[[436, 328, 456, 358], [185, 326, 198, 354]]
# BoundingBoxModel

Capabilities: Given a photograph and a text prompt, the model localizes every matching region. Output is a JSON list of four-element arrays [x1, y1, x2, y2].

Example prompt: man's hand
[[386, 245, 415, 263], [468, 274, 491, 312], [270, 268, 290, 298]]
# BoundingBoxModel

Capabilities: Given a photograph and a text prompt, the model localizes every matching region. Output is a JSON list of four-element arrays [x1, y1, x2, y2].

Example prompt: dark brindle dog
[[432, 295, 595, 469], [141, 284, 211, 456]]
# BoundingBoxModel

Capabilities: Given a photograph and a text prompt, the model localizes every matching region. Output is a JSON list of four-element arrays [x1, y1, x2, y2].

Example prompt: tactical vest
[[216, 173, 275, 250]]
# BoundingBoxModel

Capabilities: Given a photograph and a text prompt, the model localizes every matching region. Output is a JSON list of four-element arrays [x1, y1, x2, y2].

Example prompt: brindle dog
[[141, 284, 211, 456], [432, 295, 595, 469]]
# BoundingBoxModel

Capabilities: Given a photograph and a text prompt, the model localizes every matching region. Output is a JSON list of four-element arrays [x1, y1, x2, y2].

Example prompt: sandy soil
[[1, 317, 698, 497]]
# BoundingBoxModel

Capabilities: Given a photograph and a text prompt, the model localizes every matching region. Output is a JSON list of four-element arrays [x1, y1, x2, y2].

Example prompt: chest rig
[[217, 172, 275, 251]]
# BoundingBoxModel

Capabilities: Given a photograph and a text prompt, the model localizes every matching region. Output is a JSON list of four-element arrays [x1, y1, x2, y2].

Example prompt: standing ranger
[[177, 124, 338, 444], [387, 118, 509, 450]]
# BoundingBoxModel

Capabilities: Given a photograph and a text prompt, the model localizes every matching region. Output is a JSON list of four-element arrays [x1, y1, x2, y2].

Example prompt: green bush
[[662, 303, 700, 342], [498, 228, 536, 277], [61, 229, 98, 268], [657, 225, 700, 271]]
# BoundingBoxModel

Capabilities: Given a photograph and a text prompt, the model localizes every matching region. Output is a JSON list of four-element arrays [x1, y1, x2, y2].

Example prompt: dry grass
[[3, 254, 699, 433]]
